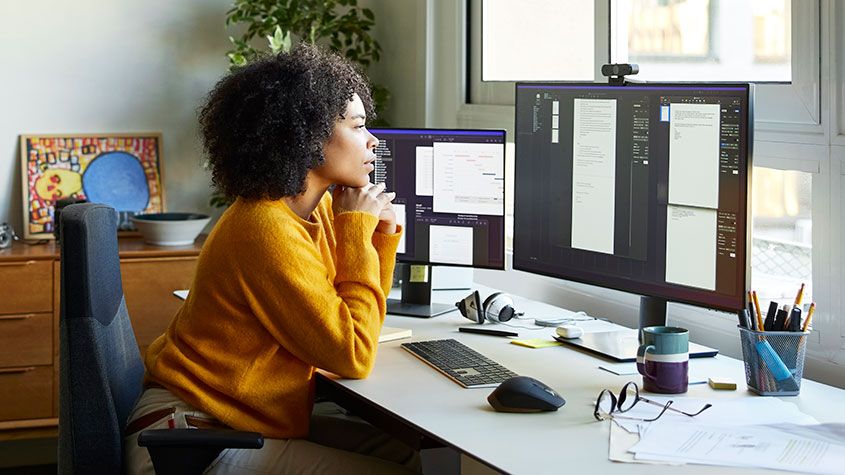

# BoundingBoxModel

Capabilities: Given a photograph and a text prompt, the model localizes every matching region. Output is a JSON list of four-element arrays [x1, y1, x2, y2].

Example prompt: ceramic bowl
[[130, 212, 210, 246]]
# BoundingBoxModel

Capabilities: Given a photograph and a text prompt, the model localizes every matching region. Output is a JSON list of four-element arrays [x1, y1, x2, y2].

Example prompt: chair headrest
[[60, 203, 124, 325]]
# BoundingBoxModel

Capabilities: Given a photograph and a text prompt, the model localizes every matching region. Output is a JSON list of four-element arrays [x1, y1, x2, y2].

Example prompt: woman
[[125, 44, 418, 474]]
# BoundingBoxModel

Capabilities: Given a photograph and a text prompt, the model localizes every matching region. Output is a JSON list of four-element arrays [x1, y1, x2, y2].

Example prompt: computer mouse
[[555, 324, 583, 339], [487, 376, 566, 413]]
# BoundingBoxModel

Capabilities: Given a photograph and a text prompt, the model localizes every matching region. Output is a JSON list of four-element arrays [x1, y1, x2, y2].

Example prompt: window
[[481, 0, 594, 81], [751, 168, 812, 306], [622, 0, 715, 61], [611, 0, 792, 82], [470, 0, 812, 121]]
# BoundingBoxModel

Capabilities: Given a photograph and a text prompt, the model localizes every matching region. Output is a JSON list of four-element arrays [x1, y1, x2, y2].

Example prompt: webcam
[[601, 63, 639, 77], [601, 63, 639, 84]]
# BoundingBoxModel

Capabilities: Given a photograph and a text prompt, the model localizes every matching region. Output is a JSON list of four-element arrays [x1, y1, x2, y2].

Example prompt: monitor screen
[[513, 83, 752, 312], [369, 128, 506, 270]]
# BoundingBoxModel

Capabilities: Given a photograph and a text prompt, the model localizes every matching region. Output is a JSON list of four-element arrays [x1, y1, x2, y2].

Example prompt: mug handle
[[637, 344, 656, 379]]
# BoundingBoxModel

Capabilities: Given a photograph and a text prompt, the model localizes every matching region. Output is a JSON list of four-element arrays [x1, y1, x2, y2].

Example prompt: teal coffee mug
[[636, 326, 689, 394]]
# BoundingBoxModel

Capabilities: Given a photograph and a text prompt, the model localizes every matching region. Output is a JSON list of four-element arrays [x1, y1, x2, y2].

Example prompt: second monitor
[[369, 128, 506, 317]]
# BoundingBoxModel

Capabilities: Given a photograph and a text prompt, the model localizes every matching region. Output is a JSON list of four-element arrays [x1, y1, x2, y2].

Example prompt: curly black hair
[[199, 43, 375, 200]]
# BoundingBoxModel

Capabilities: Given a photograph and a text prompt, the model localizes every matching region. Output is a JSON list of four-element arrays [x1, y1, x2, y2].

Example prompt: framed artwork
[[20, 133, 165, 239]]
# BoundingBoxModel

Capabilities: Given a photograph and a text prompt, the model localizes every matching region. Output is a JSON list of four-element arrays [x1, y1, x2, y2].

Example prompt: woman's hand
[[332, 183, 395, 221], [376, 201, 397, 235]]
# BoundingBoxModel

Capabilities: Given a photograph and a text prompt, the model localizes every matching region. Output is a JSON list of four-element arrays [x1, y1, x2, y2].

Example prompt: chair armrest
[[137, 428, 264, 449]]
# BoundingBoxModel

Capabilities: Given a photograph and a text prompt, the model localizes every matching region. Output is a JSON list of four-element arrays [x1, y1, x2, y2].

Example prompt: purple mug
[[636, 326, 689, 394]]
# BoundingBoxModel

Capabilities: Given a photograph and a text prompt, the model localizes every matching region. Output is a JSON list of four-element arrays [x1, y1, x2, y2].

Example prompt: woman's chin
[[347, 176, 372, 188]]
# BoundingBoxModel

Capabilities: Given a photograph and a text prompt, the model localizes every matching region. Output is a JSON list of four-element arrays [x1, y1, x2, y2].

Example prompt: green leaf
[[267, 26, 290, 53], [362, 8, 374, 21], [227, 52, 247, 67], [282, 31, 291, 52]]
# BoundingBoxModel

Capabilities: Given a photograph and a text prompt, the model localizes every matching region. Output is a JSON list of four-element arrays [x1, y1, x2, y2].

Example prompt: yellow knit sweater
[[144, 192, 401, 439]]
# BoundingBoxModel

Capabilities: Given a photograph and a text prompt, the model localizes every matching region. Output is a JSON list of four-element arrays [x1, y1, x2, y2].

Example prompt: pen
[[773, 309, 788, 331], [763, 301, 778, 331], [752, 291, 764, 332], [788, 307, 802, 332], [458, 326, 519, 337], [801, 303, 816, 332], [737, 309, 750, 329], [746, 300, 758, 331]]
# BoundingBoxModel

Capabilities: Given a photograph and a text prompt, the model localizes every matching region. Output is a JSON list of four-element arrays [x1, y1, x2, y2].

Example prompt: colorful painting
[[20, 134, 164, 239]]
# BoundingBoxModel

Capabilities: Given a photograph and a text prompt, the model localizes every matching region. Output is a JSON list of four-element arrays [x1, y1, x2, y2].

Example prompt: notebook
[[379, 326, 412, 343]]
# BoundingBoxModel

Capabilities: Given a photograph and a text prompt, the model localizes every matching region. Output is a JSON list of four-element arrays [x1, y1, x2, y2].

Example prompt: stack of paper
[[614, 396, 818, 435], [629, 422, 845, 474], [608, 396, 823, 468]]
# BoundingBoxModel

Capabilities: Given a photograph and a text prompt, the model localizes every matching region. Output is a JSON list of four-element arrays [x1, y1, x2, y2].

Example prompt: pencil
[[793, 283, 805, 308], [801, 303, 816, 332], [752, 291, 764, 331]]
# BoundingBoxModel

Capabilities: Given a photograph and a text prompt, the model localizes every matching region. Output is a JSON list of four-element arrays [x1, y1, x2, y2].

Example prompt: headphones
[[455, 291, 521, 324]]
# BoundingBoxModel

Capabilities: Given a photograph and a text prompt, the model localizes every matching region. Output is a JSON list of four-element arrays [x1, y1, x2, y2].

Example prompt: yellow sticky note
[[510, 338, 563, 349], [708, 377, 737, 390], [409, 265, 428, 283]]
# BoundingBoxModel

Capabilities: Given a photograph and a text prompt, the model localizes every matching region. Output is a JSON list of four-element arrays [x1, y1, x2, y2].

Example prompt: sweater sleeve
[[372, 225, 402, 298], [239, 212, 386, 379]]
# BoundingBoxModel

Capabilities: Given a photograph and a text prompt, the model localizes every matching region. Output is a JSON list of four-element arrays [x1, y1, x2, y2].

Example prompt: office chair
[[58, 203, 263, 474]]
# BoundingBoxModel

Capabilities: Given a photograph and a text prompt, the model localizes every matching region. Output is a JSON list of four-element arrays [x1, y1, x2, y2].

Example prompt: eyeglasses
[[593, 381, 712, 423]]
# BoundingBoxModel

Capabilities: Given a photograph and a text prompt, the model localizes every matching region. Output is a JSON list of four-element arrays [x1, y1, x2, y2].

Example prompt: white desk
[[317, 287, 845, 474]]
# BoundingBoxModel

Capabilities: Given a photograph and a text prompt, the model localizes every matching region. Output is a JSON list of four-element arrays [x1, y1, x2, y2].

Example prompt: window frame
[[468, 0, 821, 143]]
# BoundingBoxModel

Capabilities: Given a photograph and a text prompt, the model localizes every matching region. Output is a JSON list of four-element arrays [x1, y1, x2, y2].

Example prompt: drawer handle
[[0, 367, 36, 375], [0, 314, 34, 321], [0, 260, 37, 268]]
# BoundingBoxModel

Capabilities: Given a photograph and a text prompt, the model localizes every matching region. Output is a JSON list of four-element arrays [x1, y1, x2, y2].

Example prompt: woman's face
[[317, 93, 379, 188]]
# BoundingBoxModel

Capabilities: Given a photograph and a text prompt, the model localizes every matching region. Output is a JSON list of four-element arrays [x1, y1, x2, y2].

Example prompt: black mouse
[[487, 376, 566, 413]]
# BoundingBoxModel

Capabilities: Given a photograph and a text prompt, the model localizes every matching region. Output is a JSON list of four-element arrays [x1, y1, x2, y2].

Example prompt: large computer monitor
[[369, 128, 506, 317], [513, 83, 752, 328]]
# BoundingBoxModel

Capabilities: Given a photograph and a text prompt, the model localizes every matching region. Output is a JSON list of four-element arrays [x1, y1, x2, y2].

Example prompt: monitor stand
[[387, 265, 457, 318], [639, 295, 667, 329]]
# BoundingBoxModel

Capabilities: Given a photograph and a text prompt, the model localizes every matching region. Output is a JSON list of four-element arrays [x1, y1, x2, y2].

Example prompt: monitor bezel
[[368, 127, 508, 271], [511, 81, 753, 313]]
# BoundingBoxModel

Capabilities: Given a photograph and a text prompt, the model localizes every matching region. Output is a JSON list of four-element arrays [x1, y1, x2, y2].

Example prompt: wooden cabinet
[[0, 237, 202, 439], [121, 257, 198, 356]]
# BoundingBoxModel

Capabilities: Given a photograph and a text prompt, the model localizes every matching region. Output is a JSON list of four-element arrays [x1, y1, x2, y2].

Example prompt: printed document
[[432, 142, 504, 216], [571, 98, 617, 254], [665, 205, 716, 290], [614, 396, 818, 435], [630, 423, 845, 474], [668, 103, 720, 208]]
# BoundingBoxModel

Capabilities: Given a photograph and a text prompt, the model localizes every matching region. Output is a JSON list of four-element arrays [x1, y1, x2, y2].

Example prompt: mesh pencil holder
[[738, 326, 809, 396]]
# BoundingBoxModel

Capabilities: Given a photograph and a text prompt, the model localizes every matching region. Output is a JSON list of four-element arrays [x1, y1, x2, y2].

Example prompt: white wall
[[0, 0, 233, 232], [363, 0, 428, 128], [0, 0, 431, 233]]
